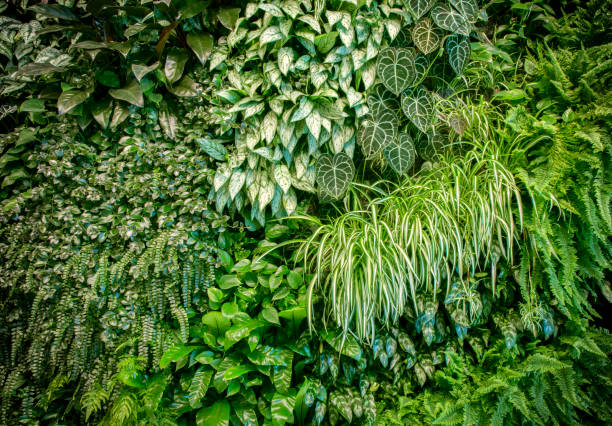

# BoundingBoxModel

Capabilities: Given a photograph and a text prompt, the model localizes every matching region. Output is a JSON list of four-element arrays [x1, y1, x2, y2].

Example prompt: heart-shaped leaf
[[413, 53, 429, 85], [376, 48, 416, 96], [404, 0, 435, 20], [446, 34, 471, 75], [367, 84, 400, 117], [402, 87, 435, 133], [384, 133, 416, 175], [316, 153, 355, 199], [187, 32, 213, 65], [450, 0, 480, 21], [357, 109, 398, 158], [57, 87, 93, 115], [412, 18, 442, 54], [417, 129, 445, 161], [391, 26, 412, 47], [431, 5, 471, 36], [165, 48, 189, 84]]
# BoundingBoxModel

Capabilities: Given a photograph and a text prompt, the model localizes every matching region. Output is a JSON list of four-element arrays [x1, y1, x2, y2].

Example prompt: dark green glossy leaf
[[197, 400, 230, 426], [109, 80, 144, 107]]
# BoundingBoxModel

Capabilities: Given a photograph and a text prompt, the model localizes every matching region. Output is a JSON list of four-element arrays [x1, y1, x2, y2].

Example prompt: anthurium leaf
[[357, 109, 398, 158], [272, 392, 297, 425], [401, 87, 436, 133], [187, 32, 213, 65], [108, 80, 144, 107], [376, 47, 416, 96], [367, 84, 400, 117], [431, 4, 471, 36], [160, 346, 195, 369], [224, 365, 254, 381], [188, 368, 213, 408], [446, 34, 471, 75], [413, 52, 429, 84], [412, 18, 441, 54], [403, 0, 434, 20], [165, 48, 189, 84], [197, 400, 230, 426], [19, 99, 45, 112], [450, 0, 480, 21], [383, 133, 416, 175], [196, 138, 227, 161], [57, 87, 93, 115], [315, 153, 355, 200], [202, 312, 231, 337]]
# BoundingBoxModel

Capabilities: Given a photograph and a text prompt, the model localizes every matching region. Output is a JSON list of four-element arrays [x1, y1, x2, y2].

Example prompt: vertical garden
[[0, 0, 610, 424]]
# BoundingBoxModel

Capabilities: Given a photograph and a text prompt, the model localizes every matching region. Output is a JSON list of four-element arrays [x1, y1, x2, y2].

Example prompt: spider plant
[[297, 139, 523, 343]]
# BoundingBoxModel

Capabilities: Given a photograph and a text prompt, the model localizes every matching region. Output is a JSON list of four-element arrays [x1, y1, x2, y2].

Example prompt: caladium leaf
[[401, 87, 435, 133], [412, 18, 442, 54], [431, 5, 471, 36], [376, 48, 416, 96], [450, 0, 480, 21], [446, 34, 471, 75], [403, 0, 434, 20], [383, 133, 416, 175], [315, 153, 355, 199], [357, 109, 398, 158]]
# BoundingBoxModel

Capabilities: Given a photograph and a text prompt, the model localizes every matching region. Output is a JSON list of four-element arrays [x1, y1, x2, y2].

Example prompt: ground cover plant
[[0, 0, 610, 424]]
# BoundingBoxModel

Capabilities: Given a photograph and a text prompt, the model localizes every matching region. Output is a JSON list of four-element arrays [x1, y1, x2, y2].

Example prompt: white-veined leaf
[[403, 0, 434, 20], [431, 5, 471, 36], [412, 18, 441, 54], [383, 133, 416, 175], [376, 48, 416, 96], [446, 34, 471, 75], [357, 109, 398, 158], [401, 87, 435, 133], [450, 0, 480, 21], [316, 153, 355, 199]]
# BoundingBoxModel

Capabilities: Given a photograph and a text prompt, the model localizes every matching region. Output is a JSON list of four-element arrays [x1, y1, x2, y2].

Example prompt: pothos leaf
[[357, 109, 398, 158], [188, 368, 213, 408], [401, 87, 435, 133], [57, 87, 93, 115], [446, 34, 471, 75], [412, 18, 442, 54], [197, 400, 230, 426], [431, 5, 471, 36], [315, 153, 355, 199], [403, 0, 435, 20], [108, 80, 144, 107], [272, 392, 296, 425], [450, 0, 480, 21], [376, 48, 416, 96], [186, 32, 213, 65], [383, 133, 416, 175]]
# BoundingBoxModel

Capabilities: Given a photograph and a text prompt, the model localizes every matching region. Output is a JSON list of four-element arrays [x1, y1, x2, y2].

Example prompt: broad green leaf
[[91, 99, 113, 128], [110, 103, 129, 129], [431, 5, 471, 36], [109, 80, 144, 107], [160, 346, 195, 369], [224, 365, 254, 380], [187, 32, 213, 65], [132, 62, 159, 82], [403, 0, 434, 20], [272, 392, 296, 425], [279, 306, 306, 328], [446, 34, 471, 75], [247, 346, 293, 366], [188, 368, 213, 408], [376, 48, 416, 96], [196, 138, 227, 161], [57, 87, 92, 115], [168, 76, 199, 97], [224, 319, 265, 350], [159, 101, 178, 139], [401, 87, 435, 133], [218, 274, 241, 289], [15, 62, 66, 76], [95, 70, 120, 88], [2, 168, 29, 188], [493, 89, 527, 101], [217, 8, 240, 30], [357, 109, 398, 158], [286, 271, 303, 289], [197, 400, 230, 426], [262, 307, 280, 325], [412, 18, 441, 54], [314, 32, 339, 54], [450, 0, 480, 21], [273, 365, 292, 393], [202, 312, 231, 337], [221, 301, 240, 319], [20, 99, 45, 112], [165, 48, 189, 84], [315, 153, 355, 200], [30, 3, 79, 21], [322, 330, 363, 360], [384, 133, 416, 175]]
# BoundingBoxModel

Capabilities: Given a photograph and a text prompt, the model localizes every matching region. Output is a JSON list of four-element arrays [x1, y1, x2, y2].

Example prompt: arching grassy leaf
[[376, 48, 416, 96], [357, 109, 398, 158], [446, 34, 471, 75], [384, 133, 416, 175], [413, 53, 429, 85], [367, 84, 400, 117], [412, 18, 441, 54], [404, 0, 434, 20], [316, 153, 355, 199], [431, 5, 471, 36], [401, 87, 435, 133], [450, 0, 480, 21]]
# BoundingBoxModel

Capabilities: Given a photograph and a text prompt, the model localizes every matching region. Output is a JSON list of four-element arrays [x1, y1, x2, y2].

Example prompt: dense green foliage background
[[0, 0, 610, 425]]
